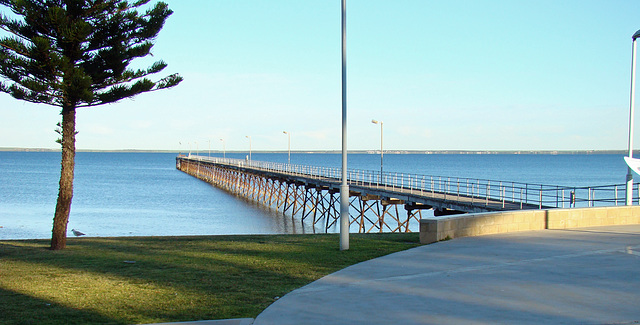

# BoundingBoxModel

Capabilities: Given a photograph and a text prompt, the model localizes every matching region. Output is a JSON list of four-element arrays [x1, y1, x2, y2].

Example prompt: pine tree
[[0, 0, 182, 250]]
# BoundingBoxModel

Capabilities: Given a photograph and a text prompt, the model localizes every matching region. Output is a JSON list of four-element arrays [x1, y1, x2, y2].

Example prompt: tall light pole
[[245, 135, 252, 161], [371, 119, 383, 175], [339, 0, 349, 251], [283, 131, 291, 164], [219, 138, 226, 159], [626, 29, 640, 205], [208, 139, 211, 157]]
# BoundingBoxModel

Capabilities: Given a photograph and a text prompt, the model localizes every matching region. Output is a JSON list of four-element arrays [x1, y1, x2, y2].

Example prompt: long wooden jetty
[[176, 155, 628, 233]]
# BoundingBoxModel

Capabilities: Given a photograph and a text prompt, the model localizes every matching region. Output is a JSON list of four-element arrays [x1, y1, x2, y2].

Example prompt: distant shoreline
[[0, 147, 634, 155]]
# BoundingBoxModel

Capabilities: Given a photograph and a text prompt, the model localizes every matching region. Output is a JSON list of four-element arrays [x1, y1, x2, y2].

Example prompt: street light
[[626, 29, 640, 205], [371, 119, 383, 175], [283, 131, 291, 164], [219, 138, 225, 159], [339, 0, 349, 251], [245, 135, 252, 161]]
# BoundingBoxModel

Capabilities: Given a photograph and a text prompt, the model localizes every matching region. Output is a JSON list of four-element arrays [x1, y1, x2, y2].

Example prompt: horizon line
[[0, 147, 635, 155]]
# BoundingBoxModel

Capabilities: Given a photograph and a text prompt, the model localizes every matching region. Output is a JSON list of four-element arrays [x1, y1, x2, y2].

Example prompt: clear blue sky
[[2, 0, 640, 151]]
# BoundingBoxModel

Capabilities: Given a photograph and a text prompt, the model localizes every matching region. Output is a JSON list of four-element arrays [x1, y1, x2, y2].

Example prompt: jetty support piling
[[177, 155, 633, 233], [177, 156, 425, 233]]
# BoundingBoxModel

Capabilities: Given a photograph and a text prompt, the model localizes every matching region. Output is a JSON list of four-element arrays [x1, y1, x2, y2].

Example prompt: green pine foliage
[[0, 0, 182, 107]]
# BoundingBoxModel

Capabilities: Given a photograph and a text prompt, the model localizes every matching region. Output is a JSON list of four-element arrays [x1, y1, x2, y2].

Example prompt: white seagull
[[71, 229, 85, 237]]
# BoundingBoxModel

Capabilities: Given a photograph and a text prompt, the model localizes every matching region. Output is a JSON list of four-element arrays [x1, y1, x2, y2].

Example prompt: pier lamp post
[[283, 131, 291, 165], [245, 135, 252, 161], [219, 138, 226, 159], [339, 0, 349, 251], [626, 29, 640, 205], [371, 119, 383, 175]]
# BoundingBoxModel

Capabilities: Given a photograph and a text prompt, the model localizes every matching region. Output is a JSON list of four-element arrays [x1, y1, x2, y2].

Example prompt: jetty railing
[[186, 155, 631, 210]]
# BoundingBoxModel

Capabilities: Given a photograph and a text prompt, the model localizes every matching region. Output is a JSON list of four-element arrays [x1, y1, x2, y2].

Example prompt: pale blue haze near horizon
[[1, 1, 640, 151]]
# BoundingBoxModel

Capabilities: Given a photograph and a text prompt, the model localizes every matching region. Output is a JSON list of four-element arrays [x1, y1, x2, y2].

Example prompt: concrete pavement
[[253, 225, 640, 325]]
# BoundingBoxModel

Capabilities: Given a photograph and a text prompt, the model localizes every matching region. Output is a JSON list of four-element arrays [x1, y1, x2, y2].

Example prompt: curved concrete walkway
[[253, 225, 640, 325]]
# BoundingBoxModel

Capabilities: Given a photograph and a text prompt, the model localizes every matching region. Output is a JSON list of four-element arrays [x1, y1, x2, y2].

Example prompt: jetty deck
[[177, 155, 627, 233]]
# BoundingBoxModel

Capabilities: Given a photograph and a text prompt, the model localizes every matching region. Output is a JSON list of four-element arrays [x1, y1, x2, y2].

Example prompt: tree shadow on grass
[[0, 287, 122, 325], [0, 233, 420, 324]]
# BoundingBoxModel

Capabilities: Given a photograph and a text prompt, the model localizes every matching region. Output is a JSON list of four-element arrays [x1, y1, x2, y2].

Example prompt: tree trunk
[[50, 106, 76, 250]]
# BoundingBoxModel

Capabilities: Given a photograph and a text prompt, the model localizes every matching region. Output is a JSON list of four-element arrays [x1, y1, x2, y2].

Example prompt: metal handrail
[[183, 155, 631, 209]]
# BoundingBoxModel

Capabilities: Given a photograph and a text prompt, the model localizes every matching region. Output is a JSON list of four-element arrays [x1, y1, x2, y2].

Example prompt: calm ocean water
[[0, 151, 629, 240]]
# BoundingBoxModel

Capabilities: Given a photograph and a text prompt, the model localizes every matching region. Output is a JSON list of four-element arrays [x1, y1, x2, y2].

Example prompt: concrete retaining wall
[[419, 205, 640, 244]]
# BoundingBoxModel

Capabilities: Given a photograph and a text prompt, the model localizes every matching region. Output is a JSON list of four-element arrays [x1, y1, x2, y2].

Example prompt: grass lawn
[[0, 233, 420, 325]]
